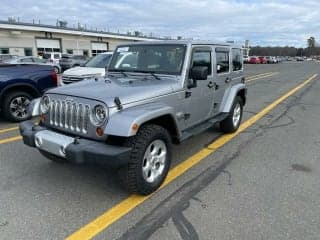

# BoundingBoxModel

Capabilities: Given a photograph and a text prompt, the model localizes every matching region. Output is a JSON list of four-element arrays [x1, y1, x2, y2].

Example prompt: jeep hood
[[63, 67, 106, 76], [47, 76, 180, 107]]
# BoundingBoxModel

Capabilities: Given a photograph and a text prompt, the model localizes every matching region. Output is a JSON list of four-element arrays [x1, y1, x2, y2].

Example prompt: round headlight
[[40, 95, 50, 114], [91, 104, 108, 126]]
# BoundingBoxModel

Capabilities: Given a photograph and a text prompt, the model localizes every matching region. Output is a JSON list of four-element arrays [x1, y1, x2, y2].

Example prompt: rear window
[[43, 53, 51, 59], [54, 54, 60, 59], [62, 55, 71, 59]]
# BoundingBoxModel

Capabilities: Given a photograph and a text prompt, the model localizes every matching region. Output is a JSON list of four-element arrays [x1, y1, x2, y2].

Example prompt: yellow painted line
[[0, 126, 19, 134], [246, 72, 274, 80], [0, 136, 22, 145], [66, 73, 318, 240], [247, 72, 278, 83]]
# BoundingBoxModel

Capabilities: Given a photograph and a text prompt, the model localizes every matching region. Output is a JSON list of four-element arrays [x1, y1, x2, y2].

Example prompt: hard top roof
[[117, 40, 242, 48]]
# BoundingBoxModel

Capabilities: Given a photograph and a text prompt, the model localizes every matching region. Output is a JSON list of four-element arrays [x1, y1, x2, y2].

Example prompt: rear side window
[[20, 58, 33, 63], [232, 48, 242, 71], [216, 51, 229, 74], [191, 50, 212, 75]]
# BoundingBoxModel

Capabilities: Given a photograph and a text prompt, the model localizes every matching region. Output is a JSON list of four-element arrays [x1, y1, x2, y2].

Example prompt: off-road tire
[[39, 150, 68, 163], [2, 91, 33, 122], [118, 124, 172, 195], [220, 96, 243, 133]]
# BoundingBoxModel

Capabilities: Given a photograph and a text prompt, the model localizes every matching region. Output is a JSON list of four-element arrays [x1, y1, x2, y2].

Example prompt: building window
[[0, 48, 9, 54], [24, 48, 33, 56], [66, 49, 73, 54], [232, 48, 242, 71], [91, 49, 107, 56], [83, 50, 89, 57]]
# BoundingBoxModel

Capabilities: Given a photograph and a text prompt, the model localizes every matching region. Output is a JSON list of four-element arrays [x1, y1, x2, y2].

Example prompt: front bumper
[[19, 120, 131, 167]]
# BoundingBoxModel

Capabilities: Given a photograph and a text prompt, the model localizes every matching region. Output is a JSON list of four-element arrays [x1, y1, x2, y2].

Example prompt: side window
[[232, 48, 242, 71], [216, 51, 229, 74], [191, 50, 212, 75], [20, 58, 33, 63]]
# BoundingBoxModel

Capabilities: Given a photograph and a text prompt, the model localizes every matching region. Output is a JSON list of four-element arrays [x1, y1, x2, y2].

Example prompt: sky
[[2, 0, 320, 47]]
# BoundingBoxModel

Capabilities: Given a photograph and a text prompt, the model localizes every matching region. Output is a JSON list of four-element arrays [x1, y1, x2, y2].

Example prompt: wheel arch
[[104, 103, 181, 141], [0, 83, 40, 105], [219, 83, 246, 113]]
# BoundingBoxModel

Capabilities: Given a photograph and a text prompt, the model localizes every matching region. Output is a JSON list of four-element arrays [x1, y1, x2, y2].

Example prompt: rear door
[[212, 47, 231, 114], [230, 48, 243, 84]]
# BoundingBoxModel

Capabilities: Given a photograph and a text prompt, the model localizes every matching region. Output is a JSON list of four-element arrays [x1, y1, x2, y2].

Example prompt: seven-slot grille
[[49, 100, 90, 134], [62, 75, 86, 84]]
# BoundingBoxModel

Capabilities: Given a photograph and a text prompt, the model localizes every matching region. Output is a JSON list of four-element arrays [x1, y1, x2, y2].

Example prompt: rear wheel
[[2, 91, 32, 122], [220, 96, 243, 133], [53, 66, 60, 74], [118, 124, 172, 195]]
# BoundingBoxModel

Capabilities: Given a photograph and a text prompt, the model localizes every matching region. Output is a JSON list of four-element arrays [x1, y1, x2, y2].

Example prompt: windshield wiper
[[132, 70, 161, 80], [108, 69, 128, 77]]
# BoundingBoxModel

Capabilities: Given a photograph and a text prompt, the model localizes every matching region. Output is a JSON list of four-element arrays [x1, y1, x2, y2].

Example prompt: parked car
[[4, 56, 61, 73], [0, 64, 58, 121], [59, 54, 89, 71], [248, 56, 261, 64], [42, 52, 62, 65], [266, 56, 277, 64], [61, 52, 113, 84], [0, 54, 18, 63], [258, 56, 267, 64], [243, 55, 250, 63], [296, 57, 304, 61], [20, 40, 247, 195]]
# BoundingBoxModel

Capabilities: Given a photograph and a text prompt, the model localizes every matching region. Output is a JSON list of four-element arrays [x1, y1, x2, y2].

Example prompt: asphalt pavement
[[0, 62, 319, 240]]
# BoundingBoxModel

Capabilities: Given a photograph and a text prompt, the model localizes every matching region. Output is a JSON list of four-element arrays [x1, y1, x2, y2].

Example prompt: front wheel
[[118, 124, 172, 195], [220, 96, 243, 133], [2, 91, 32, 122]]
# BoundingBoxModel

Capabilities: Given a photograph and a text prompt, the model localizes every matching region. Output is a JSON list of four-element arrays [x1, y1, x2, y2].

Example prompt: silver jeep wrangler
[[20, 41, 246, 195]]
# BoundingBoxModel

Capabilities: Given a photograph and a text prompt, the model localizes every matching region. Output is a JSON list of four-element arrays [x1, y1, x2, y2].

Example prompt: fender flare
[[219, 83, 246, 113], [0, 81, 40, 101], [104, 103, 178, 137]]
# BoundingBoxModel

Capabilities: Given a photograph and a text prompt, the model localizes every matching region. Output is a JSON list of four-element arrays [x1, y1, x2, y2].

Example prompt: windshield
[[108, 44, 186, 75], [85, 54, 112, 68]]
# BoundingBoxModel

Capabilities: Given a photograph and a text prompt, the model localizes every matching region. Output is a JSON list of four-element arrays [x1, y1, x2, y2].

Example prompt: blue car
[[0, 64, 58, 122]]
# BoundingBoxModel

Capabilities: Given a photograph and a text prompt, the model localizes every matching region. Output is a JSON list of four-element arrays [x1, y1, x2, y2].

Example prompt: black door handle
[[225, 77, 231, 83], [207, 81, 214, 88]]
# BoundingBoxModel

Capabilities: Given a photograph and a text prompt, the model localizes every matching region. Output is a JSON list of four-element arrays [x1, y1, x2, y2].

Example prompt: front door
[[184, 46, 215, 128]]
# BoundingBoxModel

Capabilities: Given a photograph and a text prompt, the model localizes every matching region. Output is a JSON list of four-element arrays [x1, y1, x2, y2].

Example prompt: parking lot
[[0, 62, 320, 239]]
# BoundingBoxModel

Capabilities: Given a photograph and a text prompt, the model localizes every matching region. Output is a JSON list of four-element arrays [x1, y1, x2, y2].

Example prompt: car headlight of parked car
[[90, 104, 108, 126], [40, 95, 50, 114]]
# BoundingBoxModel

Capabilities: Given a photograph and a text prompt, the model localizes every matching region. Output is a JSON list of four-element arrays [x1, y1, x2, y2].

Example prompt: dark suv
[[59, 55, 88, 71]]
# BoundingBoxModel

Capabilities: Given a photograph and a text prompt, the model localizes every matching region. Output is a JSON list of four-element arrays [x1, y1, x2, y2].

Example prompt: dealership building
[[0, 20, 158, 57]]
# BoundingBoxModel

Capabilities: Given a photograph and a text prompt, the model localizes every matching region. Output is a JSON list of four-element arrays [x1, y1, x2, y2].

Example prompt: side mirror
[[190, 66, 208, 80]]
